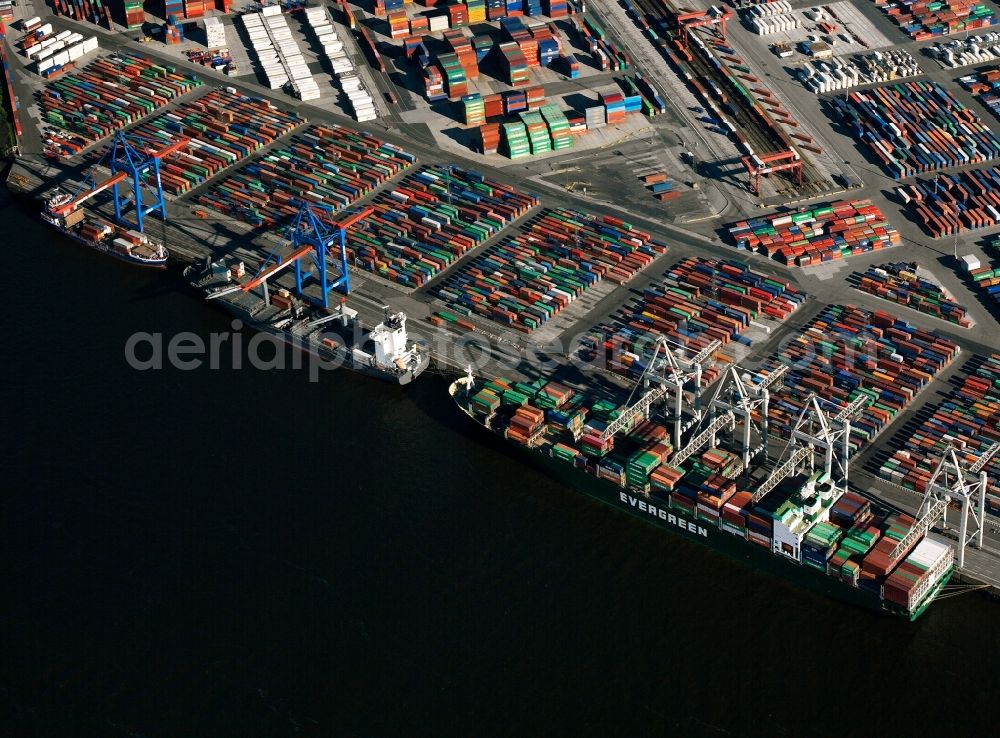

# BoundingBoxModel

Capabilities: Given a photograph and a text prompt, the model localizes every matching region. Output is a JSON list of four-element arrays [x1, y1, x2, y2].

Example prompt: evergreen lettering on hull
[[620, 492, 709, 538]]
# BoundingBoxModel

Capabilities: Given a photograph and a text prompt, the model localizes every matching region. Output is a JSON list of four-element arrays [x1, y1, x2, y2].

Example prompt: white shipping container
[[82, 37, 99, 53], [51, 51, 70, 67]]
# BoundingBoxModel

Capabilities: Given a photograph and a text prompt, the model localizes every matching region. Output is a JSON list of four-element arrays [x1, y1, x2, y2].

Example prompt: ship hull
[[47, 221, 168, 268], [186, 268, 428, 385], [450, 381, 946, 620]]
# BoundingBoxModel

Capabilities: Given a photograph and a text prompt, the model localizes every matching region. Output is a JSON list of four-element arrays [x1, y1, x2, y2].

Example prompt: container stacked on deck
[[116, 89, 303, 195], [872, 0, 998, 40], [880, 353, 1000, 514], [346, 165, 538, 288], [897, 167, 1000, 237], [854, 262, 972, 327], [883, 537, 954, 611], [842, 81, 1000, 179], [727, 200, 900, 267], [584, 258, 804, 381], [434, 210, 668, 333], [41, 54, 202, 143], [196, 125, 414, 226], [762, 304, 960, 456]]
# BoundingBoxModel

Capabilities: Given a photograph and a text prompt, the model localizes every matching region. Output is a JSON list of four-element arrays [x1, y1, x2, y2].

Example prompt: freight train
[[450, 374, 955, 620]]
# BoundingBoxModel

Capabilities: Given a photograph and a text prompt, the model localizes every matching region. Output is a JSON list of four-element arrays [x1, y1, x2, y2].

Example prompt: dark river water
[[1, 187, 998, 737]]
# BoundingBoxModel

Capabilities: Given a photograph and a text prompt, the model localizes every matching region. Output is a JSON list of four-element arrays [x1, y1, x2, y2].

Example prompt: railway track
[[628, 0, 831, 196]]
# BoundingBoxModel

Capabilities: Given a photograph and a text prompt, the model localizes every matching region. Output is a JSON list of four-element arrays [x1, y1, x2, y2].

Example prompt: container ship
[[41, 189, 168, 268], [450, 372, 955, 619], [186, 257, 428, 384]]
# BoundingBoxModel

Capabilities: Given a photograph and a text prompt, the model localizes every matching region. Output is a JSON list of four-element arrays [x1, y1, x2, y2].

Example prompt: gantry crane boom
[[51, 171, 128, 216]]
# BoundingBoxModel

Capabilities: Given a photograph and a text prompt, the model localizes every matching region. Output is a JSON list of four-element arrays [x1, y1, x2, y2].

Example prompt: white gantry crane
[[600, 336, 721, 451], [750, 392, 870, 506], [706, 364, 788, 470], [904, 441, 999, 569]]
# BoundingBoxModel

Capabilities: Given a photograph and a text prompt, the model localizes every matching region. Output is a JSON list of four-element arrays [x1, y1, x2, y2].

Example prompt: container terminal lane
[[4, 0, 1000, 604]]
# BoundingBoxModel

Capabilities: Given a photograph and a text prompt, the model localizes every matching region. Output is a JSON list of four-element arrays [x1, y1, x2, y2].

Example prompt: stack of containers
[[448, 2, 468, 26], [462, 93, 486, 126], [467, 0, 487, 22], [802, 521, 844, 571], [444, 28, 479, 79], [761, 305, 960, 456], [433, 210, 670, 333], [727, 200, 901, 267], [504, 89, 527, 114], [542, 0, 567, 17], [480, 122, 501, 154], [843, 81, 1000, 179], [473, 35, 493, 62], [164, 0, 184, 22], [117, 89, 304, 195], [341, 75, 378, 122], [883, 537, 954, 611], [501, 120, 529, 158], [859, 512, 918, 579], [409, 15, 430, 35], [585, 104, 605, 130], [897, 167, 1000, 237], [40, 53, 202, 142], [183, 0, 205, 18], [525, 86, 545, 111], [196, 125, 415, 226], [374, 0, 405, 13], [346, 165, 538, 288], [487, 0, 505, 20], [429, 12, 449, 33], [875, 0, 997, 39], [505, 405, 545, 445], [204, 16, 227, 49], [124, 0, 144, 29], [524, 0, 541, 15], [879, 353, 1000, 510], [584, 258, 803, 381], [437, 54, 468, 99], [854, 262, 972, 327], [482, 93, 504, 117], [539, 104, 573, 151], [424, 66, 445, 101], [34, 36, 100, 79], [601, 91, 626, 124], [164, 19, 185, 45], [240, 11, 287, 90], [387, 10, 409, 39], [496, 41, 530, 86], [967, 239, 1000, 309], [520, 111, 551, 154]]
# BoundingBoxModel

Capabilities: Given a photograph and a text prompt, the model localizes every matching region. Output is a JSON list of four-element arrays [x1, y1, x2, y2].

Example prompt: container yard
[[960, 66, 1000, 122], [726, 200, 900, 266], [581, 257, 805, 381], [879, 353, 1000, 516], [761, 303, 961, 455], [40, 52, 202, 144], [796, 50, 922, 94], [195, 124, 415, 226], [344, 164, 539, 288], [871, 0, 999, 39], [110, 88, 304, 195], [834, 80, 1000, 179], [3, 0, 1000, 621], [852, 262, 974, 328], [927, 32, 1000, 68], [432, 208, 668, 332], [896, 167, 1000, 237]]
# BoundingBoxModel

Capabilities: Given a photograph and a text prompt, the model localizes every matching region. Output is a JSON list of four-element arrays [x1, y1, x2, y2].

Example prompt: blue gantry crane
[[289, 203, 374, 308], [105, 130, 189, 232]]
